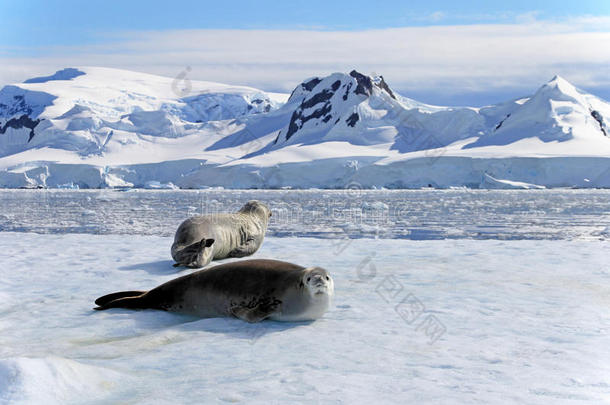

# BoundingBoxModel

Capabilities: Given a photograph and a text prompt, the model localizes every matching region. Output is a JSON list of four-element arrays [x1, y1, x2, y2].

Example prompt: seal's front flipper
[[229, 236, 261, 258], [231, 306, 272, 323], [230, 299, 281, 323]]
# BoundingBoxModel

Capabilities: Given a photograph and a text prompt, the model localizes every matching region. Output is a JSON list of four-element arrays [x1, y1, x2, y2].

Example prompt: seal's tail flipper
[[173, 238, 215, 267], [94, 290, 146, 306], [93, 291, 148, 310]]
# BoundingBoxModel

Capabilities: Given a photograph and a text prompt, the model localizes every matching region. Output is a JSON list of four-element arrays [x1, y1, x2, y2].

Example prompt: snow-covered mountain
[[0, 67, 285, 156], [269, 70, 486, 152], [0, 67, 608, 189], [466, 75, 610, 149]]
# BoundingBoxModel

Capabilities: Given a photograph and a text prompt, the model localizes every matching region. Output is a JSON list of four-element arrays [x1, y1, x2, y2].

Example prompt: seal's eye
[[326, 276, 330, 281], [307, 277, 311, 282]]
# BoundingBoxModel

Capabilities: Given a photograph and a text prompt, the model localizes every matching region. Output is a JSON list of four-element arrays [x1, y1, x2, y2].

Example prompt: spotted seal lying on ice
[[94, 259, 334, 323]]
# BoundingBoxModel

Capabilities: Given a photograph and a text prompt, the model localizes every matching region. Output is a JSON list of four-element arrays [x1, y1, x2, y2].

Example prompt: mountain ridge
[[0, 67, 608, 189]]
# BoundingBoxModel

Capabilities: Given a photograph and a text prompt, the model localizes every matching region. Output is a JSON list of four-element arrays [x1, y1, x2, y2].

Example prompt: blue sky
[[3, 0, 609, 49], [1, 0, 610, 105]]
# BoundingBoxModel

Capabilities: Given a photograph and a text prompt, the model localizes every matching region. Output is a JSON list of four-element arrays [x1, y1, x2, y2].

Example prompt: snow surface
[[0, 232, 609, 404], [0, 68, 609, 189], [1, 189, 609, 403]]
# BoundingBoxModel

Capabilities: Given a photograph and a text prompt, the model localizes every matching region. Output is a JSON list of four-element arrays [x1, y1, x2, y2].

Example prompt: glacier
[[0, 67, 609, 189]]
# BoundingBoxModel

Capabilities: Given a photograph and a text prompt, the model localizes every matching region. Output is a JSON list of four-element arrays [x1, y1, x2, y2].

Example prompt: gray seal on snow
[[171, 200, 271, 268], [94, 259, 334, 323]]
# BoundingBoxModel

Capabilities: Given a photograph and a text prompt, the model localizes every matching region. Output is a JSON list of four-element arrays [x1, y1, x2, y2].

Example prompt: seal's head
[[302, 267, 334, 298], [238, 200, 272, 221]]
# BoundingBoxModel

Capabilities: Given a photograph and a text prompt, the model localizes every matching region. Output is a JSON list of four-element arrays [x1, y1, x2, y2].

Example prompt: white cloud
[[2, 17, 610, 102], [417, 11, 446, 23]]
